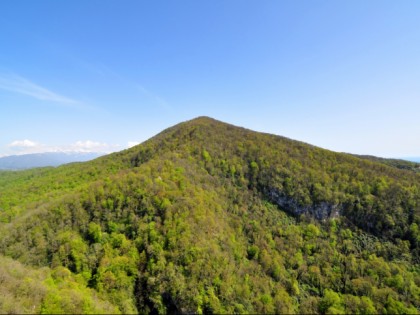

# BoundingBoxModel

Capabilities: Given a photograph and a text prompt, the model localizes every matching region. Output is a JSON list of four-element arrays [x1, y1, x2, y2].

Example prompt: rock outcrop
[[266, 187, 342, 220]]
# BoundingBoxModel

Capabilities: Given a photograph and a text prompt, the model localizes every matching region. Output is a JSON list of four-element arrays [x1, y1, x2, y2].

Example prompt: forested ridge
[[354, 155, 420, 173], [0, 117, 419, 314]]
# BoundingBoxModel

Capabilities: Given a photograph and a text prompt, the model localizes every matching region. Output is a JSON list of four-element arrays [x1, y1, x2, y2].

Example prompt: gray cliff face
[[266, 188, 341, 220]]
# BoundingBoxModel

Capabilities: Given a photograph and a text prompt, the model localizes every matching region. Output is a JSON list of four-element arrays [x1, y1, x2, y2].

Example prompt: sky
[[1, 1, 419, 159]]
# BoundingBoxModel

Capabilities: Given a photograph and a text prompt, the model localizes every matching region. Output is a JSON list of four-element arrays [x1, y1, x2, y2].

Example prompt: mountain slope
[[0, 255, 119, 314], [354, 154, 420, 173], [0, 117, 419, 314], [128, 117, 420, 241]]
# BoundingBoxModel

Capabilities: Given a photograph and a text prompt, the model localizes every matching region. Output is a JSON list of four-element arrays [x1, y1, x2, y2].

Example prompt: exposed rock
[[265, 187, 342, 220]]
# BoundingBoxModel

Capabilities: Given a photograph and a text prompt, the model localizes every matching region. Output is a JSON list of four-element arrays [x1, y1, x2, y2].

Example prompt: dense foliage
[[0, 255, 118, 314], [0, 117, 419, 314], [354, 155, 420, 173]]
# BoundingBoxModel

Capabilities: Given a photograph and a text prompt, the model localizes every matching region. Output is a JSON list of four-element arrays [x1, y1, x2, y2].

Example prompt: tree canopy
[[0, 117, 419, 314]]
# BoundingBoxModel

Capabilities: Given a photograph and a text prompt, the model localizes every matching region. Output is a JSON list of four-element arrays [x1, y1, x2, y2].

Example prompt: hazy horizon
[[0, 116, 419, 162]]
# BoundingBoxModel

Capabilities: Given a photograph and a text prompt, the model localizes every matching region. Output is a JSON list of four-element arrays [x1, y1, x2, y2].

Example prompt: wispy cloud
[[135, 84, 171, 110], [0, 73, 79, 105], [8, 139, 39, 148], [84, 63, 171, 111], [127, 141, 140, 148], [71, 140, 113, 152], [5, 139, 122, 156], [7, 139, 47, 154]]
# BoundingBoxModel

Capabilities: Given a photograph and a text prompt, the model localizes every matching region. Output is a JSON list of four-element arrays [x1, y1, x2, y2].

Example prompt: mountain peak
[[183, 116, 235, 127], [189, 115, 215, 122], [1, 117, 419, 314]]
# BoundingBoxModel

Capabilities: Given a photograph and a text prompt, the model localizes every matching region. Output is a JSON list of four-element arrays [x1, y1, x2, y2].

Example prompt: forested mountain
[[405, 158, 420, 163], [0, 117, 419, 314], [0, 152, 103, 170], [354, 155, 420, 173]]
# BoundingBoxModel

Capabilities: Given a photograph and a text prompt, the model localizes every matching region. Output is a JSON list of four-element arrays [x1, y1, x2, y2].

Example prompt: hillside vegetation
[[0, 117, 419, 314], [354, 155, 420, 173]]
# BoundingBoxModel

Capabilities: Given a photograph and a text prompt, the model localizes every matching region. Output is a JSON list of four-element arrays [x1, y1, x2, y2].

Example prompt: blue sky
[[1, 1, 419, 158]]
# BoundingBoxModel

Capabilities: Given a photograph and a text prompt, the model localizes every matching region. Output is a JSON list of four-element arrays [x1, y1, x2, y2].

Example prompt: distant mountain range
[[0, 152, 104, 170]]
